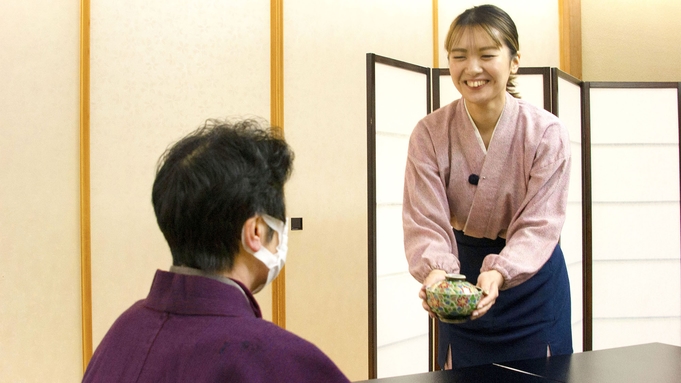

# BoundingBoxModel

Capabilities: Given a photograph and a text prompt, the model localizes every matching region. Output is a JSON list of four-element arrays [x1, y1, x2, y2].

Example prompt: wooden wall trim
[[559, 0, 582, 79], [270, 0, 286, 329], [432, 0, 439, 68], [80, 0, 93, 372], [430, 3, 440, 366]]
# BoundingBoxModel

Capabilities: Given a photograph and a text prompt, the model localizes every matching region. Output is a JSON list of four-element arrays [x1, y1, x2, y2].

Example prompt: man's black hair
[[152, 118, 293, 272]]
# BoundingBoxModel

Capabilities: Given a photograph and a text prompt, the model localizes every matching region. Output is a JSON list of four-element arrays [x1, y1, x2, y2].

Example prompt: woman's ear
[[241, 216, 264, 253], [510, 52, 521, 74]]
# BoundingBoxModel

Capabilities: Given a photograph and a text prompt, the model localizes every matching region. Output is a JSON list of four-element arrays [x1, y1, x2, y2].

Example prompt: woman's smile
[[447, 26, 519, 112]]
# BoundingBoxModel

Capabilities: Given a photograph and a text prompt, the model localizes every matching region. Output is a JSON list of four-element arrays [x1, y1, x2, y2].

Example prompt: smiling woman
[[403, 4, 574, 370], [444, 7, 521, 147], [445, 25, 520, 148]]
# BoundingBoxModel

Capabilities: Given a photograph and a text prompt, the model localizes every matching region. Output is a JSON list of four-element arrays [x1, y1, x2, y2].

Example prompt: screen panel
[[368, 54, 431, 379], [588, 84, 681, 350], [515, 73, 547, 110], [556, 71, 585, 352], [435, 67, 549, 110]]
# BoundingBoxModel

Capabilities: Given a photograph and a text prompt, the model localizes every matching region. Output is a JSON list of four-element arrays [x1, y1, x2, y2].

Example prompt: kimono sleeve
[[481, 121, 571, 289], [402, 121, 460, 284]]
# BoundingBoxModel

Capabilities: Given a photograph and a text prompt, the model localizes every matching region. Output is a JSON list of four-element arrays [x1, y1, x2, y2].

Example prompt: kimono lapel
[[463, 95, 519, 238], [454, 100, 486, 182]]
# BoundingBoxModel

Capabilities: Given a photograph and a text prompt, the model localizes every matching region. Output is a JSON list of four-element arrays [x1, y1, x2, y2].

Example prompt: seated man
[[83, 118, 350, 382]]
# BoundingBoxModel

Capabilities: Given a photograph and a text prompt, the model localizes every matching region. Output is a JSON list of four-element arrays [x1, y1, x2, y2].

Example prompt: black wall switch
[[290, 217, 303, 231]]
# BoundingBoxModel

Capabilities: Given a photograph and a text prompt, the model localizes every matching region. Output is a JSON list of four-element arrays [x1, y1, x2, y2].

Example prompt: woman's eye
[[482, 55, 496, 59]]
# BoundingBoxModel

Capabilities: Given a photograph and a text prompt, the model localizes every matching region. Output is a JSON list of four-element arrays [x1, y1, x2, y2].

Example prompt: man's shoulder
[[207, 319, 350, 382]]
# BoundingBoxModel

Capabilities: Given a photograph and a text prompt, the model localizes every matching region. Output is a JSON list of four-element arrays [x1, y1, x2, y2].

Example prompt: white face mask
[[242, 214, 288, 293]]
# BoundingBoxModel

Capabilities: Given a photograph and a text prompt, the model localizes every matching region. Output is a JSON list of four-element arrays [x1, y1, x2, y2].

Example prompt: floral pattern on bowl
[[426, 274, 483, 323]]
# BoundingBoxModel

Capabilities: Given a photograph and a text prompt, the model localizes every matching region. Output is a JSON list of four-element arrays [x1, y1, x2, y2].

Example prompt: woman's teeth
[[467, 80, 486, 88]]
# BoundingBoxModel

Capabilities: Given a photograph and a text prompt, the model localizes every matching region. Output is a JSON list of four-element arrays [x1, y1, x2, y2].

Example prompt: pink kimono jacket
[[403, 93, 571, 290]]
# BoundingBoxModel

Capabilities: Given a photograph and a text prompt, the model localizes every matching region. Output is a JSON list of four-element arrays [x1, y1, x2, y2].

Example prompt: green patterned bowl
[[426, 274, 484, 323]]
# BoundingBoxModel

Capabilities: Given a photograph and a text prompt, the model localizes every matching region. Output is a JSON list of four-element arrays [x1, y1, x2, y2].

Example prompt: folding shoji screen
[[367, 54, 588, 379], [368, 53, 681, 379]]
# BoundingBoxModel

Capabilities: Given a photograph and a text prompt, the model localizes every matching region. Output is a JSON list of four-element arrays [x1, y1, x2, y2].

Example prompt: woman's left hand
[[470, 270, 504, 320]]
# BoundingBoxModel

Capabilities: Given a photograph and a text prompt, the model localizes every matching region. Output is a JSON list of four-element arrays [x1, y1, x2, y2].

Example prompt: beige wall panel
[[582, 0, 681, 81], [283, 1, 431, 380], [438, 1, 560, 68], [89, 0, 271, 347], [0, 1, 82, 381]]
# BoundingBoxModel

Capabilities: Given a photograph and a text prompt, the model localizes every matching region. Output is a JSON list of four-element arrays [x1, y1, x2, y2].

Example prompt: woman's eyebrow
[[479, 46, 500, 51], [450, 45, 499, 53]]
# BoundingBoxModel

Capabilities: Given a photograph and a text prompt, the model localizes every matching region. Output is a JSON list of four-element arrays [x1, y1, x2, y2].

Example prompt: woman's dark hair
[[152, 118, 293, 272], [444, 4, 520, 98]]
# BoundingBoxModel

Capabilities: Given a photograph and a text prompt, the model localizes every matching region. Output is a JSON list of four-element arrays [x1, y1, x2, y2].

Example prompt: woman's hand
[[419, 269, 447, 317], [470, 269, 504, 320]]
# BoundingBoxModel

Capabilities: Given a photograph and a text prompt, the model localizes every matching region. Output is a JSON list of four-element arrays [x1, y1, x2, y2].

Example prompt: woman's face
[[447, 26, 519, 111]]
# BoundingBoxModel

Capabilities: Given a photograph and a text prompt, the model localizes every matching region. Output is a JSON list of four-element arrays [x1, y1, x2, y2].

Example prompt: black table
[[354, 343, 681, 383]]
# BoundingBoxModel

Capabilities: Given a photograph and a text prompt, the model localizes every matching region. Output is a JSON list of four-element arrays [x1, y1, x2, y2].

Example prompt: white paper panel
[[592, 202, 680, 261], [376, 134, 410, 205], [377, 205, 408, 277], [593, 318, 681, 350], [567, 256, 584, 352], [571, 321, 584, 353], [589, 84, 681, 351], [566, 262, 583, 322], [557, 77, 582, 144], [377, 335, 429, 378], [590, 88, 679, 144], [514, 73, 545, 109], [377, 273, 429, 347], [562, 202, 583, 266], [374, 60, 430, 378], [591, 145, 680, 202], [376, 63, 428, 136], [593, 260, 680, 318], [438, 73, 461, 107]]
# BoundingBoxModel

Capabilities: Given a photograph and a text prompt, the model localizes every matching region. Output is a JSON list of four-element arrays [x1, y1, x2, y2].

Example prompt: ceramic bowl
[[425, 274, 484, 323]]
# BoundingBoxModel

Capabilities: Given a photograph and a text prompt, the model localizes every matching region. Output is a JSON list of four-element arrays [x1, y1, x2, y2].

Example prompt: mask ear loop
[[261, 215, 286, 235], [261, 215, 288, 253], [241, 215, 286, 251], [249, 215, 288, 294]]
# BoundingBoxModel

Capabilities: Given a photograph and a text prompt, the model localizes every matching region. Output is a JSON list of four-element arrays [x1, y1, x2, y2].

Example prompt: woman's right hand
[[419, 269, 447, 317]]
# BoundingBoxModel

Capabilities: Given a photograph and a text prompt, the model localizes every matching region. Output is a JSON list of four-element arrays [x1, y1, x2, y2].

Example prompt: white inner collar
[[463, 101, 504, 153]]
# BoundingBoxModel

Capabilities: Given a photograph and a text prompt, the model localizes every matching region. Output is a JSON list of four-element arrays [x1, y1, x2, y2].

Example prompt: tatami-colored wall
[[582, 0, 681, 81], [3, 1, 680, 382], [438, 1, 560, 69], [89, 0, 273, 353], [1, 1, 83, 382]]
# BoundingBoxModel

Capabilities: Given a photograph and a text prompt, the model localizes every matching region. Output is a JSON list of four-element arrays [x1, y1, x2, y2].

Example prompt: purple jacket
[[83, 270, 350, 382]]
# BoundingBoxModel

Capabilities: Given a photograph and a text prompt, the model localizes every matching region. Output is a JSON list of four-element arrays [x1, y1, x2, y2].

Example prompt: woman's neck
[[465, 98, 505, 148]]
